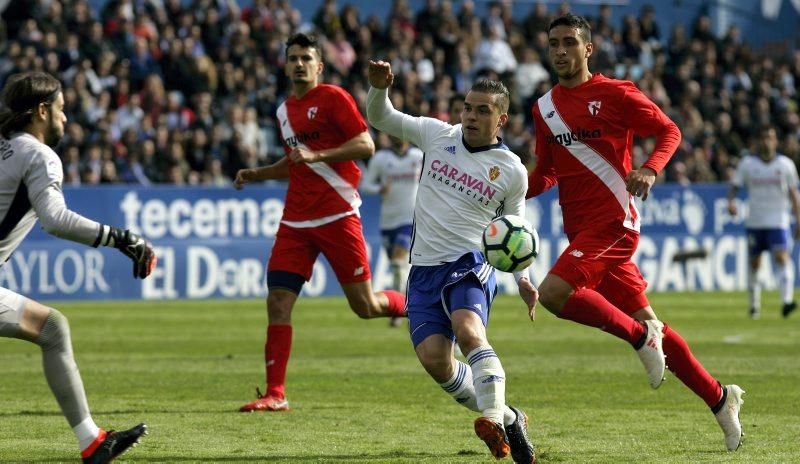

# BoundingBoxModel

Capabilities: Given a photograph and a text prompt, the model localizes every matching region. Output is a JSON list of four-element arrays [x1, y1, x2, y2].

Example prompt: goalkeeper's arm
[[31, 185, 157, 279]]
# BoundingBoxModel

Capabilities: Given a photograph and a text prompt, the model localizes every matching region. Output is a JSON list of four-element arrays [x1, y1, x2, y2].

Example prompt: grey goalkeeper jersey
[[0, 132, 101, 264]]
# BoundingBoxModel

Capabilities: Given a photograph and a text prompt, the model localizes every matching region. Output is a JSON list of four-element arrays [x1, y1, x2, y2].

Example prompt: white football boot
[[636, 319, 666, 389], [714, 384, 745, 451]]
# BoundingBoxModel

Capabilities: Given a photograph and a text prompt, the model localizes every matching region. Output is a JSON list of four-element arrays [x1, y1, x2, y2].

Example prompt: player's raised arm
[[366, 60, 425, 149]]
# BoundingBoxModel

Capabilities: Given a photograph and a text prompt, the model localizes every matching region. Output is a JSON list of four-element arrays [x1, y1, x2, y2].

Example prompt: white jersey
[[408, 120, 526, 265], [367, 88, 527, 265], [360, 147, 423, 230], [0, 133, 100, 265], [732, 153, 799, 229]]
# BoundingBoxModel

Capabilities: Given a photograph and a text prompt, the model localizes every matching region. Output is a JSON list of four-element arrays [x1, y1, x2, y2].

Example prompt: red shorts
[[550, 225, 649, 315], [268, 214, 372, 284]]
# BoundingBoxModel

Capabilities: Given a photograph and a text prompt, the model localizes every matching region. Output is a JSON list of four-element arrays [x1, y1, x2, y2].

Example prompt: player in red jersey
[[526, 14, 744, 451], [234, 33, 406, 412]]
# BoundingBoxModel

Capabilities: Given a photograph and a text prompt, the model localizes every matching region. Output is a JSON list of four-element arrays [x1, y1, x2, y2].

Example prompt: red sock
[[381, 289, 407, 317], [560, 288, 645, 345], [662, 323, 723, 408], [265, 325, 292, 399], [80, 430, 107, 458]]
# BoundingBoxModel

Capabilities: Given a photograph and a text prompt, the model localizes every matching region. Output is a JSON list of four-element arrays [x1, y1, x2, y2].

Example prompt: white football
[[481, 215, 539, 272]]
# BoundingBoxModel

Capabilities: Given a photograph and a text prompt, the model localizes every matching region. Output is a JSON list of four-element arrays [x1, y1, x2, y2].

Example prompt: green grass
[[1, 292, 799, 463]]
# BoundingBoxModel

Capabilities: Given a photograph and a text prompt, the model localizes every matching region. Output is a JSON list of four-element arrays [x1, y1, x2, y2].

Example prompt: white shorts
[[0, 286, 27, 336]]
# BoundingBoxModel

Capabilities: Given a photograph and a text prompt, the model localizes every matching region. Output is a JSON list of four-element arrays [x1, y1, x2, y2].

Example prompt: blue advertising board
[[0, 184, 791, 300]]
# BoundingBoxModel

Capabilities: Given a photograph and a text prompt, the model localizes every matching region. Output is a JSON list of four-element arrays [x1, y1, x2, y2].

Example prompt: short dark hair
[[470, 80, 510, 113], [548, 13, 592, 43], [0, 72, 61, 138], [285, 32, 322, 60]]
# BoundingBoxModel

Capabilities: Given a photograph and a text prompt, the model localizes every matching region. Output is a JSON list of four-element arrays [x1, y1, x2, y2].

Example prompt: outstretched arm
[[32, 185, 156, 279]]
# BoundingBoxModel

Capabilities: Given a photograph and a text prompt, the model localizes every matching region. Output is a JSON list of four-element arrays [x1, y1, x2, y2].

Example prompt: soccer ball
[[481, 215, 539, 272]]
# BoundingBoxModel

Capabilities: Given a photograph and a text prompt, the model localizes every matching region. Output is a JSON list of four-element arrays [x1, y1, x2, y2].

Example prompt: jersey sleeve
[[619, 84, 681, 174], [367, 86, 444, 151], [360, 151, 385, 194], [785, 157, 799, 186], [25, 149, 101, 246], [526, 103, 558, 198], [504, 162, 528, 217], [24, 148, 63, 202], [329, 86, 369, 140]]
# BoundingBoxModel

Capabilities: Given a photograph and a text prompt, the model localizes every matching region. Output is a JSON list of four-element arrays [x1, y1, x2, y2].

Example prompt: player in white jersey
[[0, 72, 156, 463], [728, 126, 800, 319], [360, 136, 422, 307], [367, 60, 537, 464]]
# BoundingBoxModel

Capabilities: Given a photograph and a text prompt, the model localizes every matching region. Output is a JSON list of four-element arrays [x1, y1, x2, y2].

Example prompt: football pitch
[[1, 292, 798, 463]]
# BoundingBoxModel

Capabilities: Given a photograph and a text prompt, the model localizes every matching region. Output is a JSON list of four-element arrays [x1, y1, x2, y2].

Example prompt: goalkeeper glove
[[94, 226, 157, 279]]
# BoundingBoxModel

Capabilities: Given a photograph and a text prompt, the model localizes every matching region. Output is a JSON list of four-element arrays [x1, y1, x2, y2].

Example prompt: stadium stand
[[0, 0, 797, 185]]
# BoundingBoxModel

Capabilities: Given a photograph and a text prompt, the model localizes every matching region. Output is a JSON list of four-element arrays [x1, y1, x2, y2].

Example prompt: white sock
[[397, 260, 410, 294], [466, 345, 506, 426], [73, 416, 101, 452], [503, 406, 516, 426], [391, 259, 410, 294], [748, 266, 761, 310], [777, 261, 795, 304], [439, 360, 479, 412]]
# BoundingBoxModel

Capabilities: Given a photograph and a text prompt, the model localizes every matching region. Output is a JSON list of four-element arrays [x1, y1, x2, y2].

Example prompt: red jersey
[[276, 84, 368, 226], [527, 73, 680, 235]]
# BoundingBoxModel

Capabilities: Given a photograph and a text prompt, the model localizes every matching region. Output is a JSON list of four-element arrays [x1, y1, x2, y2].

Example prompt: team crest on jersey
[[489, 166, 500, 181], [588, 101, 601, 116], [307, 106, 318, 120]]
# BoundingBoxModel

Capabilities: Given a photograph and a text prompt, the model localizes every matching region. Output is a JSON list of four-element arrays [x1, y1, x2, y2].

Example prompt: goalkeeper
[[0, 72, 155, 463]]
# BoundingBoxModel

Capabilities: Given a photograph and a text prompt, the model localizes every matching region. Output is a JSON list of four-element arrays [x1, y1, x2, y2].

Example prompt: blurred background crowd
[[0, 0, 798, 186]]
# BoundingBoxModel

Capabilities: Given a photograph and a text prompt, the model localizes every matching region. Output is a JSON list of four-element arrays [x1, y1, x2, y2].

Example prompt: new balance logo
[[354, 266, 364, 276], [444, 146, 456, 154], [569, 249, 584, 258]]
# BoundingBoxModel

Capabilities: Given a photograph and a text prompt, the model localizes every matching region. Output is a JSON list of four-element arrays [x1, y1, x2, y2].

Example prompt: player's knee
[[35, 308, 70, 352], [267, 291, 296, 321], [538, 283, 569, 313], [453, 330, 485, 354], [418, 353, 452, 382]]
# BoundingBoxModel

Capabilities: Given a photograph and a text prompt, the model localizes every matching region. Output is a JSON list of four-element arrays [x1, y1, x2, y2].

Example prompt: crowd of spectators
[[0, 0, 798, 186]]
